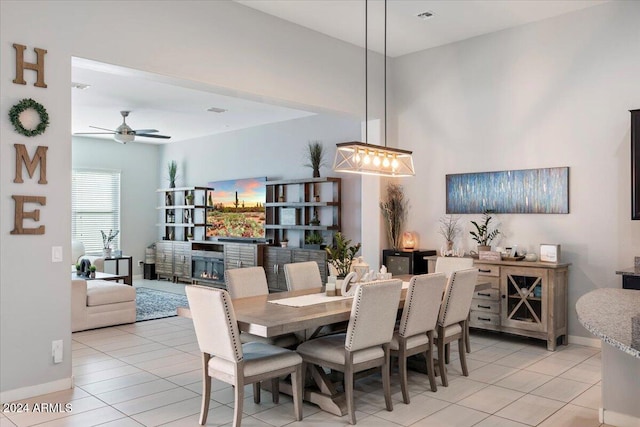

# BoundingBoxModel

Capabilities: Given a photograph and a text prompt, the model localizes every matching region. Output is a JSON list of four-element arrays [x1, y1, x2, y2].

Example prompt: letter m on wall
[[14, 144, 48, 184]]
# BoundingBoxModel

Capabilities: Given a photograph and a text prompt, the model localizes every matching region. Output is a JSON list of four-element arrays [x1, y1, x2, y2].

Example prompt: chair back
[[434, 256, 474, 278], [345, 279, 402, 352], [398, 273, 447, 338], [284, 261, 322, 291], [225, 266, 269, 299], [185, 285, 243, 363], [438, 268, 478, 327]]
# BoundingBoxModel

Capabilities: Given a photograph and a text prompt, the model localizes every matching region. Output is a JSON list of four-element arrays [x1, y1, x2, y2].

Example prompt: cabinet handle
[[501, 295, 506, 299], [478, 317, 491, 322], [478, 305, 491, 309], [477, 292, 491, 297], [479, 269, 491, 273]]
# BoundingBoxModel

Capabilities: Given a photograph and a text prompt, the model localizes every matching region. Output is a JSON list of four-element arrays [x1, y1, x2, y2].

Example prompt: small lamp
[[402, 232, 417, 250]]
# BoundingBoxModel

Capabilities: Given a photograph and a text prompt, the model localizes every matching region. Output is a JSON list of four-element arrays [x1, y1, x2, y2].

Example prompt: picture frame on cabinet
[[540, 244, 561, 263]]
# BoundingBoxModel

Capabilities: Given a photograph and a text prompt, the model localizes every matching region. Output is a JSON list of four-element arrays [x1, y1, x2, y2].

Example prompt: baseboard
[[568, 335, 601, 348], [601, 408, 640, 427], [0, 377, 72, 403]]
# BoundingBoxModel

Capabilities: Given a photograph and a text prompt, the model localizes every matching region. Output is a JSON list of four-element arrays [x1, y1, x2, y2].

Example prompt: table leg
[[275, 365, 348, 416]]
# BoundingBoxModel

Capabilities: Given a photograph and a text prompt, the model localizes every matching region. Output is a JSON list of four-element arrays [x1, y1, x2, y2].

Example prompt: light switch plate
[[52, 246, 63, 263], [52, 340, 63, 363]]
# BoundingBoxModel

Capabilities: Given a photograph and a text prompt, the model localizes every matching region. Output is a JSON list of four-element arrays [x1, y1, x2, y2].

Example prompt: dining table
[[178, 275, 491, 416]]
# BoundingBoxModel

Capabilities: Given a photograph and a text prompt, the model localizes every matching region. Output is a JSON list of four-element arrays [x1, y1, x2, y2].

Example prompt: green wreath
[[8, 98, 49, 137]]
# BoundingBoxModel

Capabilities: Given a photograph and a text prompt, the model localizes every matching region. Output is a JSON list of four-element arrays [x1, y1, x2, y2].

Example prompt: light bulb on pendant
[[363, 151, 371, 165], [391, 157, 399, 169], [382, 156, 390, 168], [373, 153, 381, 167], [354, 149, 361, 163]]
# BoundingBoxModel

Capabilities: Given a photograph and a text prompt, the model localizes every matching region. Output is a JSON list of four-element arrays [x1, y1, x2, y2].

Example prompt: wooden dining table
[[178, 275, 491, 416]]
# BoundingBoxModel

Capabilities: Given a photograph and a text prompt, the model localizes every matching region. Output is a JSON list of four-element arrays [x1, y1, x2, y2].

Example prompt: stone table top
[[615, 267, 640, 276], [576, 288, 640, 359]]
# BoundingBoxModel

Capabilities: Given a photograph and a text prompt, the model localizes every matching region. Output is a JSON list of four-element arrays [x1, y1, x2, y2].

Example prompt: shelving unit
[[264, 177, 341, 247], [156, 186, 213, 242]]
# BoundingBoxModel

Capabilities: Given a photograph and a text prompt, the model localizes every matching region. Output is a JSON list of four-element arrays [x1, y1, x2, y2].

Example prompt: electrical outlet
[[52, 340, 63, 364]]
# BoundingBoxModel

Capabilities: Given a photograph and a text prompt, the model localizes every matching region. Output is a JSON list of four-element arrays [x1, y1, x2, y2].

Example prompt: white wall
[[0, 0, 374, 399], [392, 1, 640, 338], [72, 137, 160, 272]]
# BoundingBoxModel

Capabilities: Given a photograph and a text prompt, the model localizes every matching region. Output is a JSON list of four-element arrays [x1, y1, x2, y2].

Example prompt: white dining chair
[[390, 273, 447, 402], [284, 261, 323, 291], [435, 268, 478, 386], [186, 285, 304, 427], [296, 279, 402, 425], [435, 256, 475, 353]]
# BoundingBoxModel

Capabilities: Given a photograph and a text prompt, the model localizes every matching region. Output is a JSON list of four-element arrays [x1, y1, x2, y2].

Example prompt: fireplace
[[192, 250, 224, 284]]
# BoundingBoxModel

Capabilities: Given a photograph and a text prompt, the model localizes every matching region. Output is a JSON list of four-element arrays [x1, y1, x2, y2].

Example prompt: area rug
[[136, 287, 189, 322]]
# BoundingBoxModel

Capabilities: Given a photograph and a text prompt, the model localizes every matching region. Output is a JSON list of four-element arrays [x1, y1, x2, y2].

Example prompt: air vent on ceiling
[[207, 107, 227, 113], [71, 82, 91, 90], [417, 11, 434, 20]]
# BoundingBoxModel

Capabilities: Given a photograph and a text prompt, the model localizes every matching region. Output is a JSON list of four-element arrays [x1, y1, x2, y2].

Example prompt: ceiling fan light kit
[[74, 110, 171, 144], [333, 0, 415, 177]]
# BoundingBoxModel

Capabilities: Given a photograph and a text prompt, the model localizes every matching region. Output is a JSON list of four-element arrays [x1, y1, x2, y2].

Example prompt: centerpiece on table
[[325, 232, 361, 295]]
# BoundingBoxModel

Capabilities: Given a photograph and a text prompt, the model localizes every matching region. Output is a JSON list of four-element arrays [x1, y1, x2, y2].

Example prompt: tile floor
[[1, 279, 611, 427]]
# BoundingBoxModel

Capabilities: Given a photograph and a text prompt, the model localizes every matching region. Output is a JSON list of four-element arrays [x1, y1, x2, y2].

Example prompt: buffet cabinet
[[264, 246, 327, 292], [155, 241, 192, 283], [471, 259, 570, 351]]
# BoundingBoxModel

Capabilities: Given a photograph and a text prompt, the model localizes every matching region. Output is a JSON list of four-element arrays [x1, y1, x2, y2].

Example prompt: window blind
[[72, 169, 121, 254]]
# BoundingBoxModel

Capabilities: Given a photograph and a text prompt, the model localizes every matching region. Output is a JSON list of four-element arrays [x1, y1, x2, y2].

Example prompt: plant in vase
[[325, 232, 361, 278], [303, 141, 326, 178], [280, 238, 289, 248], [438, 215, 461, 255], [101, 229, 119, 258], [470, 210, 500, 252], [75, 263, 82, 276], [380, 183, 408, 251], [89, 265, 97, 278], [168, 160, 178, 188], [304, 232, 324, 250]]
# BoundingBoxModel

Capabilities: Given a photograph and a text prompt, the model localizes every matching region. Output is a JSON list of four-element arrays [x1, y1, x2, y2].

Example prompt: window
[[72, 169, 121, 254]]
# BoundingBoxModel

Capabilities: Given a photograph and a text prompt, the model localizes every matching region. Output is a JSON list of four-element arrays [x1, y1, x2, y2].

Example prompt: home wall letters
[[12, 43, 47, 88]]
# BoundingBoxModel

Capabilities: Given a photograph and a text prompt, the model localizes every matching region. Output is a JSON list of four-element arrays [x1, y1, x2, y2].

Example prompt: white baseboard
[[568, 335, 601, 348], [0, 377, 72, 403], [602, 408, 640, 427]]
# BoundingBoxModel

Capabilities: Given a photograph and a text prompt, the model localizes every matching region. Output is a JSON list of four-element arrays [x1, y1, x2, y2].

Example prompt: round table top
[[576, 288, 640, 359]]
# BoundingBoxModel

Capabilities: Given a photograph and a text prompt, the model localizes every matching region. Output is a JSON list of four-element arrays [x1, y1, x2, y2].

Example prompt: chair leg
[[345, 362, 356, 425], [458, 335, 469, 377], [445, 342, 450, 364], [398, 345, 410, 404], [438, 336, 448, 387], [234, 378, 245, 427], [465, 317, 471, 353], [382, 346, 393, 412], [426, 331, 437, 392], [271, 378, 280, 404], [200, 353, 211, 425], [253, 382, 260, 404], [291, 365, 303, 421]]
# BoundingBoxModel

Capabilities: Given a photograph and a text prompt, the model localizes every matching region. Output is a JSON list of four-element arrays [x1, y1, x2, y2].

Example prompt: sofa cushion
[[86, 280, 135, 306]]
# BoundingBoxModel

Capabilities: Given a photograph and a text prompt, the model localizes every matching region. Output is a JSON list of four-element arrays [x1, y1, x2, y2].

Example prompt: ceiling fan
[[74, 110, 171, 144]]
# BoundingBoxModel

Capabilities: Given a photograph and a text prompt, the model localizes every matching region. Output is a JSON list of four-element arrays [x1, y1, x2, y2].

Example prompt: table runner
[[268, 293, 352, 307]]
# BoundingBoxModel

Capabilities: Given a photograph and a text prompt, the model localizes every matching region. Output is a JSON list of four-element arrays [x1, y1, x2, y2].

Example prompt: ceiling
[[72, 0, 608, 144]]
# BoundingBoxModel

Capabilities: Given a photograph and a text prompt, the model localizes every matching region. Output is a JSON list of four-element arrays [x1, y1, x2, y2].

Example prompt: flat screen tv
[[206, 177, 266, 239]]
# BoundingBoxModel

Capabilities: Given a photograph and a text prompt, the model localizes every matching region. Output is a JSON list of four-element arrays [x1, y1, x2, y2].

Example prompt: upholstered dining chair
[[284, 261, 323, 291], [434, 256, 475, 353], [435, 268, 479, 387], [390, 273, 447, 403], [186, 285, 304, 427], [224, 267, 298, 352], [296, 279, 402, 425]]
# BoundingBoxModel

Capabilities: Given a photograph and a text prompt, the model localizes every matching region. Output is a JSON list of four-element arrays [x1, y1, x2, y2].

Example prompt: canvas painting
[[446, 167, 569, 214]]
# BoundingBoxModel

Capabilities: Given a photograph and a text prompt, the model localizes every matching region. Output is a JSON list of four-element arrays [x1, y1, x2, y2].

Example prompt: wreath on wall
[[8, 98, 49, 137]]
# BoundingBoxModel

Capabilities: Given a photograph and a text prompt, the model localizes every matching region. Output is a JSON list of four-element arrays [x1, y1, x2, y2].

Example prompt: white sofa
[[72, 279, 136, 332]]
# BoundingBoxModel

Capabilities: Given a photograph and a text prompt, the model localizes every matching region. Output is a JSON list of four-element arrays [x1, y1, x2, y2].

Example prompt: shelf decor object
[[333, 0, 414, 177], [446, 167, 569, 214]]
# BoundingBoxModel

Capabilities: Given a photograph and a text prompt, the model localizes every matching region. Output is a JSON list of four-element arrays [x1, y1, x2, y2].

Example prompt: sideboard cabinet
[[471, 259, 569, 351], [264, 246, 327, 292]]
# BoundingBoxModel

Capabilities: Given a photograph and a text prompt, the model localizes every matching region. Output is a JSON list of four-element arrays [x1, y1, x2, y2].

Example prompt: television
[[206, 177, 267, 239]]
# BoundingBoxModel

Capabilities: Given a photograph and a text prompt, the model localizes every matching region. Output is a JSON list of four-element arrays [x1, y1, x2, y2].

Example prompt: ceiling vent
[[417, 11, 434, 20], [71, 82, 91, 90], [207, 107, 227, 113]]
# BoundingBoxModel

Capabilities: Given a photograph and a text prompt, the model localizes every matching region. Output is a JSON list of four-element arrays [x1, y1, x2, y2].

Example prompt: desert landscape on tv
[[206, 177, 266, 238]]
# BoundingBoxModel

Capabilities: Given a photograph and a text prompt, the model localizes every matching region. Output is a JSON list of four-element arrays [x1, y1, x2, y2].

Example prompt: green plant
[[101, 229, 119, 249], [304, 141, 326, 178], [168, 160, 178, 187], [89, 265, 97, 272], [75, 263, 81, 270], [379, 183, 408, 250], [325, 232, 361, 277], [470, 210, 500, 246], [305, 232, 324, 245]]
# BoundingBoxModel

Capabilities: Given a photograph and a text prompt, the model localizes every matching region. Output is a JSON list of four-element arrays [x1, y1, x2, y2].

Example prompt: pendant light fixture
[[333, 0, 415, 177]]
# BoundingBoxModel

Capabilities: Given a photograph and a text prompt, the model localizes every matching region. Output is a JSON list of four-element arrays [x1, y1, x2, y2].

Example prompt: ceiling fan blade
[[133, 129, 159, 134], [74, 132, 116, 135], [89, 126, 117, 132], [135, 133, 171, 139]]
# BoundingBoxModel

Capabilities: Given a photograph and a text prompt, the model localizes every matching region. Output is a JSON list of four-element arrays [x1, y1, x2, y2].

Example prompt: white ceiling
[[72, 0, 608, 144]]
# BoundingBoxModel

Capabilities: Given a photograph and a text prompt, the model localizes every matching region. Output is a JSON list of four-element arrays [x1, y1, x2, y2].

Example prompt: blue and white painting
[[446, 167, 569, 214]]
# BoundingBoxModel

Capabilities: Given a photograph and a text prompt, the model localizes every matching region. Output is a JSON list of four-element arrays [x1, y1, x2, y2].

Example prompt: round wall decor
[[9, 98, 49, 137]]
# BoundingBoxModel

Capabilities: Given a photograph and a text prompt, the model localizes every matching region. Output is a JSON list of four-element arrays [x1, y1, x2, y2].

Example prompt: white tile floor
[[1, 279, 610, 427]]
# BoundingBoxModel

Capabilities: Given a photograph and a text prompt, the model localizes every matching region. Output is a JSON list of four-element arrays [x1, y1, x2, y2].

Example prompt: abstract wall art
[[446, 167, 569, 214]]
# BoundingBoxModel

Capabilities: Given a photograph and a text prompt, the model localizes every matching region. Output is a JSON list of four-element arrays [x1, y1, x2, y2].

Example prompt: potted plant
[[304, 141, 326, 178], [280, 238, 289, 248], [185, 191, 194, 205], [325, 232, 361, 278], [75, 263, 82, 276], [438, 215, 461, 252], [89, 265, 97, 279], [304, 232, 325, 250], [310, 211, 321, 226], [470, 210, 500, 251], [379, 183, 408, 251], [101, 229, 119, 258], [168, 160, 178, 188], [186, 232, 194, 241]]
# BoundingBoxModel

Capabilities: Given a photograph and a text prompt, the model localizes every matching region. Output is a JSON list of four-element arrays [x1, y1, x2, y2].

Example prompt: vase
[[313, 168, 320, 178], [103, 248, 112, 258], [90, 271, 96, 278], [477, 245, 491, 252], [447, 240, 454, 251]]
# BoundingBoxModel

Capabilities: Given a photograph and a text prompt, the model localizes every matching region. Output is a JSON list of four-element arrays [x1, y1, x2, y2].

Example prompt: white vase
[[103, 248, 112, 259]]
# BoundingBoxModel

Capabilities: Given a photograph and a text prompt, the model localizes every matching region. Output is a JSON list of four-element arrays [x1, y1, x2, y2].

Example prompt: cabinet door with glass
[[500, 267, 548, 333]]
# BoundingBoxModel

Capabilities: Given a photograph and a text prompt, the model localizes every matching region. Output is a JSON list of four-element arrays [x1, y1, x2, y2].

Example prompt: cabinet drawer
[[473, 288, 499, 301], [476, 265, 500, 277], [470, 299, 500, 314], [469, 311, 500, 327]]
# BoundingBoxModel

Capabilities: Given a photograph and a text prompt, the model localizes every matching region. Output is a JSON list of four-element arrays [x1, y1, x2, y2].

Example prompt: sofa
[[72, 279, 136, 332]]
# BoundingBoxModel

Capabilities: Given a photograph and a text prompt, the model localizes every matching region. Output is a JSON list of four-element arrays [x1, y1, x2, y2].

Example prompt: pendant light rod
[[384, 0, 387, 148], [365, 0, 368, 145]]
